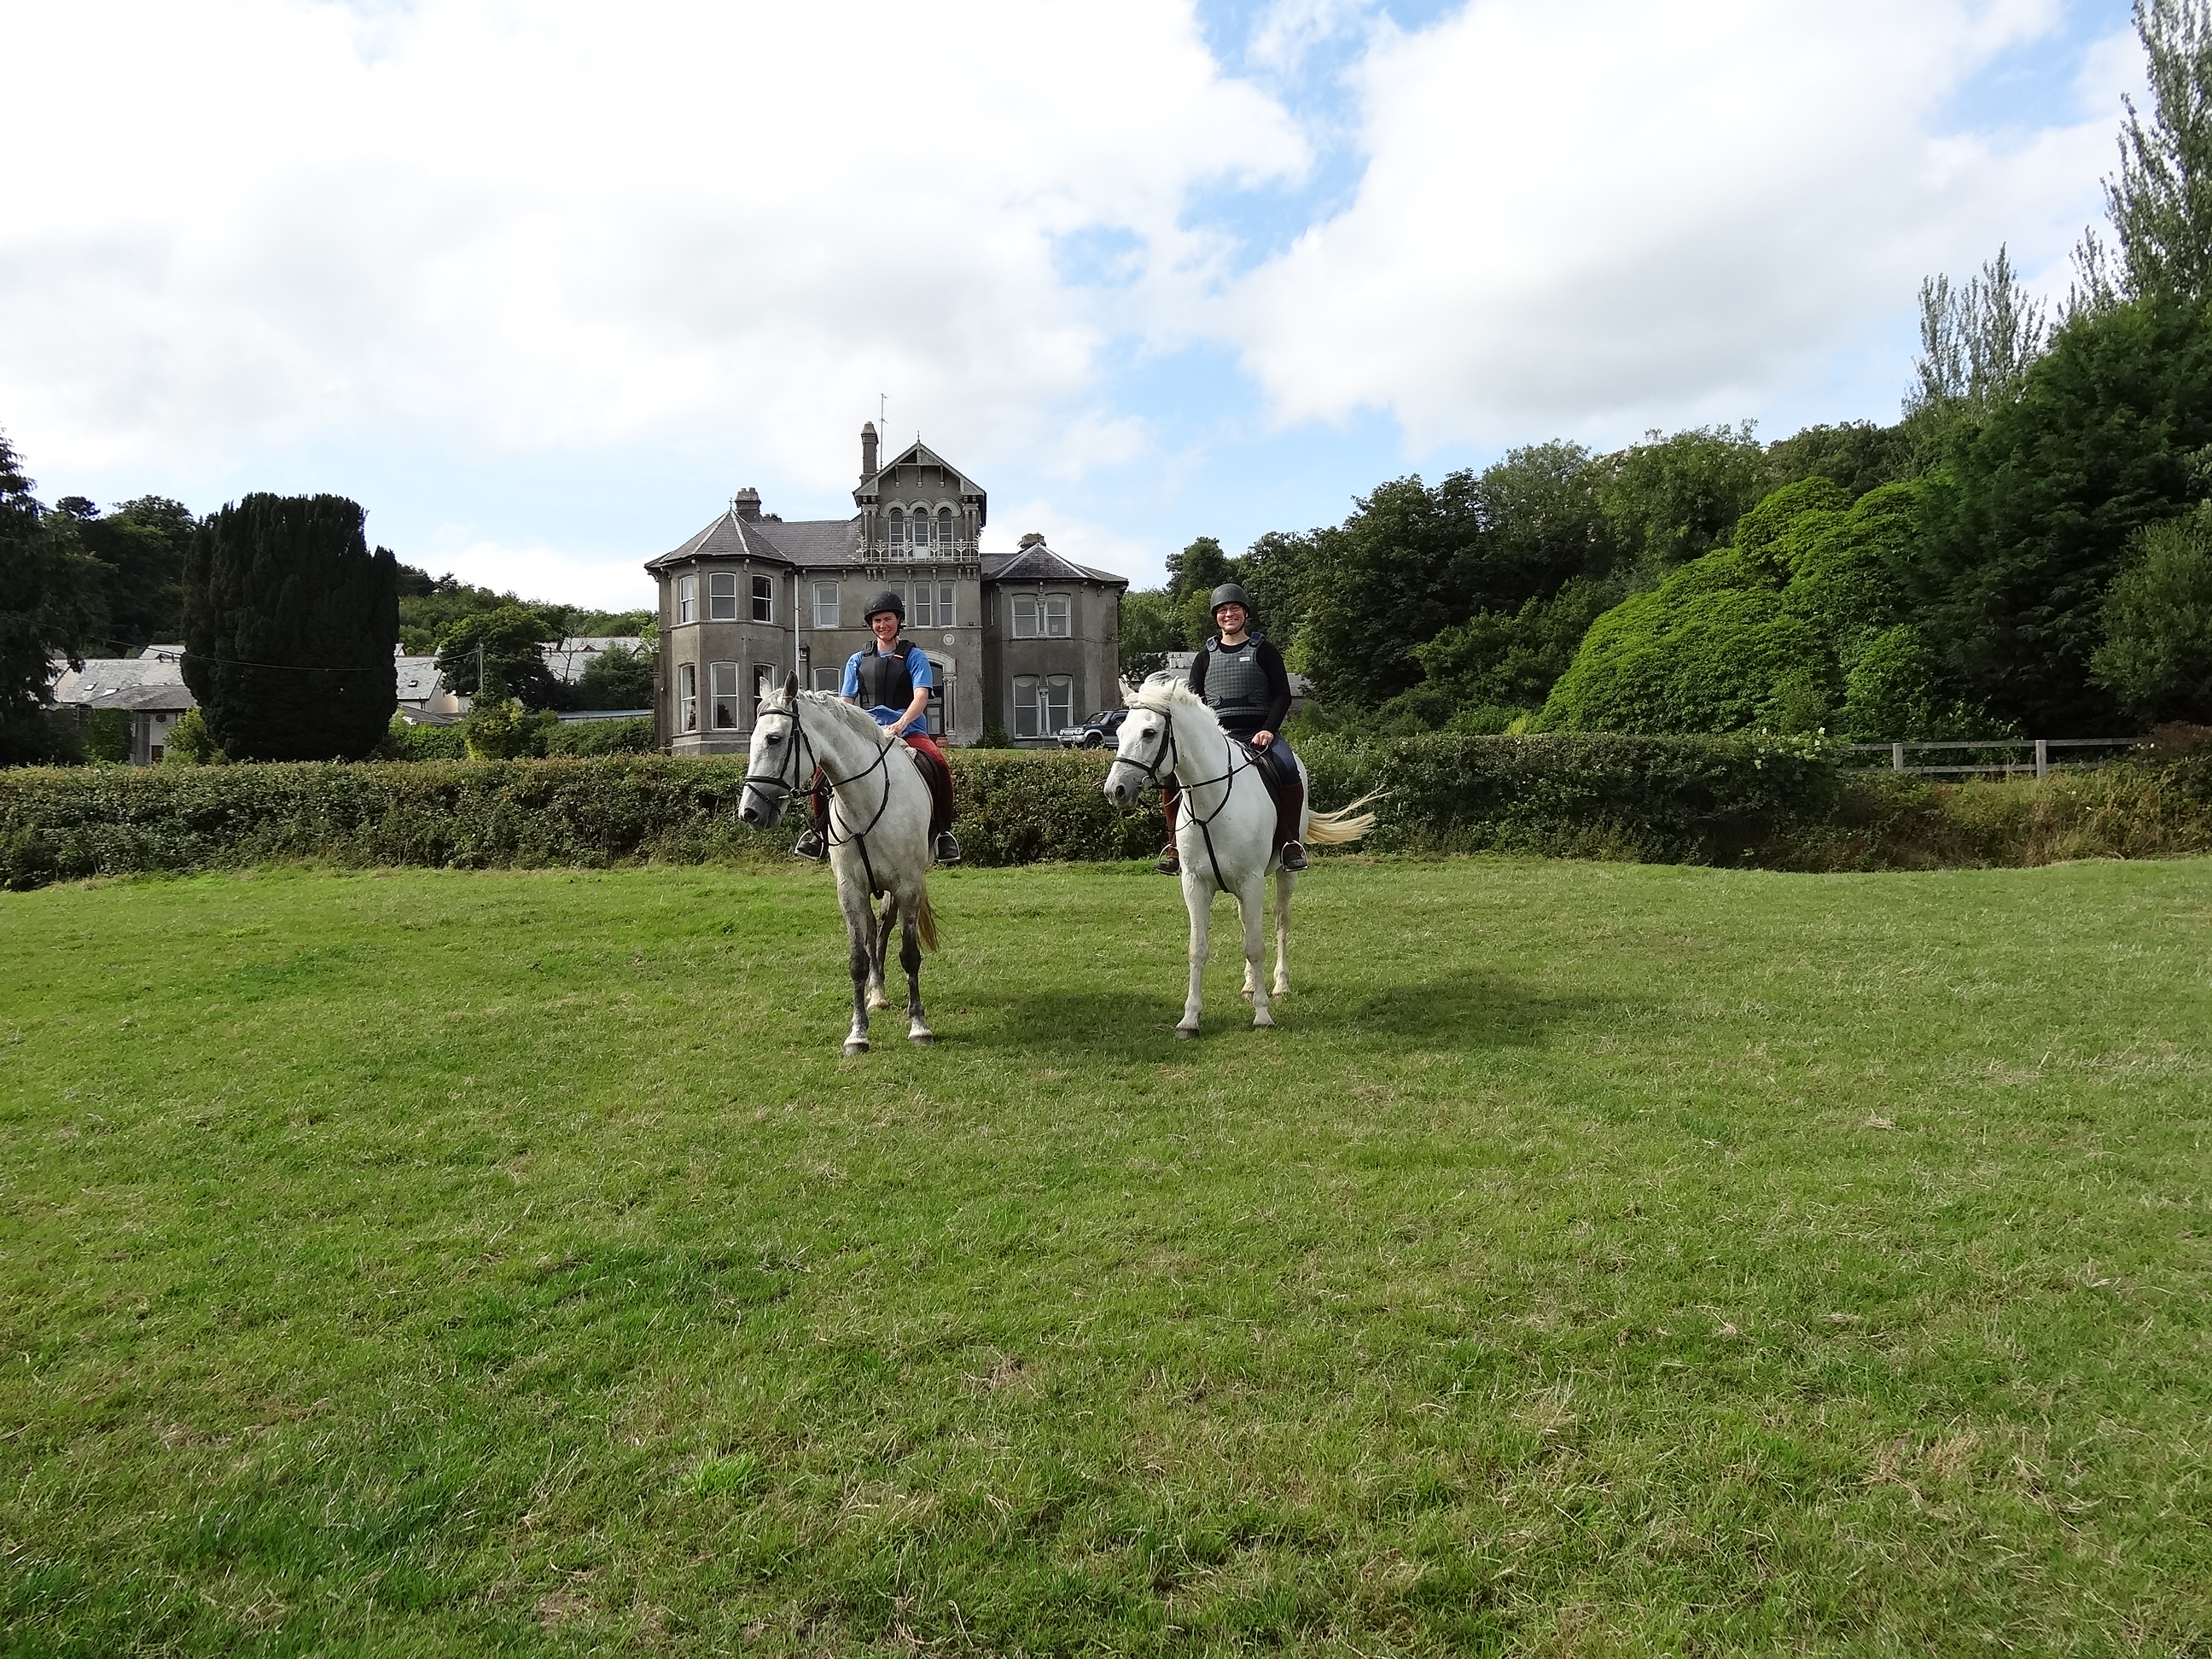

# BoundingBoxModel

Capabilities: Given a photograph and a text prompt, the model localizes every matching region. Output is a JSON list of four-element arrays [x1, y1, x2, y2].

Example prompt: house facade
[[49, 649, 196, 765], [644, 427, 1126, 753]]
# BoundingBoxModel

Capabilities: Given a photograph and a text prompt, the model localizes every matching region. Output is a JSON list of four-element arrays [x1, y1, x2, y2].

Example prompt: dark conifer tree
[[183, 494, 399, 760]]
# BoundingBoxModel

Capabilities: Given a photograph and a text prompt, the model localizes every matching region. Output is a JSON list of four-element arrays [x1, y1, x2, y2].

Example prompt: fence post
[[1892, 742, 1906, 772], [2034, 738, 2048, 782]]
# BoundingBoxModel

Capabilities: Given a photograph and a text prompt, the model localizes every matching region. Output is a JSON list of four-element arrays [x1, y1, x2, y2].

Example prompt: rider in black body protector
[[1155, 582, 1307, 876]]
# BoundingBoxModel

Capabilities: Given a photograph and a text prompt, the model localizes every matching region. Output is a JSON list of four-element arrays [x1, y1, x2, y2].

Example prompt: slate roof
[[644, 508, 863, 573], [82, 681, 198, 713], [981, 544, 1127, 586], [50, 655, 189, 706], [394, 656, 445, 702]]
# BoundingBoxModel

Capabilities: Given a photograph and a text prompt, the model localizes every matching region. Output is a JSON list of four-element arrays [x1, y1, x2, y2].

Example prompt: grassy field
[[2, 856, 2208, 1656]]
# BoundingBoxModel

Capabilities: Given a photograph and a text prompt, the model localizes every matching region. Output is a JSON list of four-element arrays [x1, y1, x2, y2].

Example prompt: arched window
[[912, 509, 934, 553], [886, 506, 904, 551], [938, 506, 955, 548]]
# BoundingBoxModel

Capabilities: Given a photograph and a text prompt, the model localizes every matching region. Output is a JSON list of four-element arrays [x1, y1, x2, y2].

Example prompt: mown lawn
[[2, 857, 2208, 1656]]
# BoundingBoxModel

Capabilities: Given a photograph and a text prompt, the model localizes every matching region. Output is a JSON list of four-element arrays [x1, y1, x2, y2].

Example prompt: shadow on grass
[[991, 975, 1620, 1054]]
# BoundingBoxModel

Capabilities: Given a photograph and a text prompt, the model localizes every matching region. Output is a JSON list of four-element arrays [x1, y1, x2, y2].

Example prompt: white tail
[[1305, 791, 1380, 847]]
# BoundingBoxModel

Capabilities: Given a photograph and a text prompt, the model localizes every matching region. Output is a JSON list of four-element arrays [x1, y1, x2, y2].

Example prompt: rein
[[1119, 704, 1249, 892], [745, 698, 898, 893]]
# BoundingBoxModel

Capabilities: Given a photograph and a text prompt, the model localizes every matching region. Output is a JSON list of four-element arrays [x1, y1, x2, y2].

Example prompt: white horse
[[738, 676, 939, 1055], [1102, 676, 1375, 1036]]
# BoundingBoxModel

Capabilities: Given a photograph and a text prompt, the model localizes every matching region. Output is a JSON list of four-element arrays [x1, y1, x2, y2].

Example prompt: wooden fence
[[1848, 737, 2144, 781]]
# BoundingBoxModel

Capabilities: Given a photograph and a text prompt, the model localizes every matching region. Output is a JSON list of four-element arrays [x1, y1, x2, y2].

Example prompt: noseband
[[743, 696, 899, 891], [1113, 702, 1249, 889]]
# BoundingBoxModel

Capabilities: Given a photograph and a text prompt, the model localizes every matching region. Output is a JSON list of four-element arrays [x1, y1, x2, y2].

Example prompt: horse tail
[[1305, 791, 1382, 847], [916, 885, 940, 952]]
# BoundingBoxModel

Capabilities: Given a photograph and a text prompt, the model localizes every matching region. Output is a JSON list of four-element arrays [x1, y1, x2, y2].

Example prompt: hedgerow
[[3, 737, 2206, 891]]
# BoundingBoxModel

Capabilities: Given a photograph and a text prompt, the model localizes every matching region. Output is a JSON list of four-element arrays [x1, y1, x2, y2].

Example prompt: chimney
[[860, 421, 879, 480], [731, 487, 762, 521]]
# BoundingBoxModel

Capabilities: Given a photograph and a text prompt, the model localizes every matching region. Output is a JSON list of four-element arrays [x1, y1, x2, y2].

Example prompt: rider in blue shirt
[[793, 591, 960, 864]]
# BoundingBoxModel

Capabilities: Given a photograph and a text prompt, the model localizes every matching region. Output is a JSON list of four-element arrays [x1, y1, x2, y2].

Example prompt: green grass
[[2, 857, 2208, 1656]]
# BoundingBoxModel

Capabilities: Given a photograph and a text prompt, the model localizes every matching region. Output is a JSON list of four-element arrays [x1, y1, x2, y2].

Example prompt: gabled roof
[[864, 439, 986, 501], [981, 544, 1127, 587], [394, 656, 446, 701], [644, 507, 863, 573], [544, 637, 644, 684]]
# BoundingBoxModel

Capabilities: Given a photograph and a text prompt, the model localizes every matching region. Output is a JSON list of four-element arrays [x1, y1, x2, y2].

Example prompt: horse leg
[[868, 894, 897, 1011], [1272, 867, 1294, 998], [901, 898, 933, 1044], [1177, 871, 1209, 1038], [839, 881, 874, 1056], [1239, 876, 1273, 1029]]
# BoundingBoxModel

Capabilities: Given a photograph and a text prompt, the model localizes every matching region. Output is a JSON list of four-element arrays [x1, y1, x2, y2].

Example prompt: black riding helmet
[[863, 590, 905, 624], [1210, 582, 1252, 620]]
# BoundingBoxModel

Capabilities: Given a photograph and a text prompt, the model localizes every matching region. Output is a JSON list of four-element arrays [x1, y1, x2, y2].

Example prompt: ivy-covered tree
[[183, 493, 399, 761]]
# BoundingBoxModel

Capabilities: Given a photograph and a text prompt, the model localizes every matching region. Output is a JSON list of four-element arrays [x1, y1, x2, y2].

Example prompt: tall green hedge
[[4, 738, 2204, 892]]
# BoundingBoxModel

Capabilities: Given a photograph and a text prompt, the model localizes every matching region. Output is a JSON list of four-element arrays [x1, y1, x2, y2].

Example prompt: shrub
[[463, 699, 556, 760], [543, 716, 655, 758], [2093, 507, 2212, 724], [163, 707, 221, 763], [392, 717, 468, 761]]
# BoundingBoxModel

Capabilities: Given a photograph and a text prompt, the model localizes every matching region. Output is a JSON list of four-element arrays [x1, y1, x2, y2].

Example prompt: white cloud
[[1224, 0, 2116, 447], [416, 531, 655, 614], [0, 0, 1304, 494]]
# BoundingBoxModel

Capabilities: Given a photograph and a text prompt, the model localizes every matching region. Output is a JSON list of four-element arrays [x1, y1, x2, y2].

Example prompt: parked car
[[1057, 708, 1128, 750]]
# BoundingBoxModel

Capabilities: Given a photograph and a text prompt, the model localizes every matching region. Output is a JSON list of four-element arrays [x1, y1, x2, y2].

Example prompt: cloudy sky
[[1, 0, 2139, 608]]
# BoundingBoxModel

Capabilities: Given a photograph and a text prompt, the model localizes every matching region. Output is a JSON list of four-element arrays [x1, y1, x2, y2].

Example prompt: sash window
[[678, 662, 698, 732], [750, 575, 774, 622], [710, 661, 741, 729], [708, 573, 738, 620], [677, 576, 696, 625], [812, 583, 839, 628]]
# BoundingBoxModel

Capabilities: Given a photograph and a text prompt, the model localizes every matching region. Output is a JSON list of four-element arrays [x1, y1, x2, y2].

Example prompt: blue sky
[[0, 0, 2142, 608]]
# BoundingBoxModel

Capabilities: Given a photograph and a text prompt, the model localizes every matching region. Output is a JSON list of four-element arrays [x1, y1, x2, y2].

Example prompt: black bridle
[[1112, 703, 1249, 892], [743, 696, 898, 894]]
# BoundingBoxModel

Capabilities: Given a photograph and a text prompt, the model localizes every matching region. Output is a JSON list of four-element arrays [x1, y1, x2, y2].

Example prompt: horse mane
[[760, 687, 891, 748], [1122, 675, 1220, 731]]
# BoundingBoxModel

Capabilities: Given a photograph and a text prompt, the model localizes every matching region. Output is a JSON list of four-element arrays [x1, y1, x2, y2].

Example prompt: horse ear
[[783, 672, 799, 699]]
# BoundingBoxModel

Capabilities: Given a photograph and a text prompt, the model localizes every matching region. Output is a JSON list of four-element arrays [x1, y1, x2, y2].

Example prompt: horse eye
[[765, 734, 783, 744]]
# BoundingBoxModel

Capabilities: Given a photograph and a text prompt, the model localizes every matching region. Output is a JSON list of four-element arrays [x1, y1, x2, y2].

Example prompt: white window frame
[[1044, 593, 1071, 638], [936, 585, 955, 627], [909, 583, 934, 628], [1044, 674, 1074, 732], [1011, 594, 1039, 639], [753, 663, 777, 715], [677, 575, 697, 626], [708, 572, 738, 621], [750, 574, 774, 623], [1013, 674, 1041, 739], [811, 667, 841, 693], [812, 582, 839, 629], [678, 662, 698, 732], [710, 661, 741, 729]]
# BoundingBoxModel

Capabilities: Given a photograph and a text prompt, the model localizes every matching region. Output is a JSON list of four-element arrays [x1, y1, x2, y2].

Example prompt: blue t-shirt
[[842, 642, 934, 725]]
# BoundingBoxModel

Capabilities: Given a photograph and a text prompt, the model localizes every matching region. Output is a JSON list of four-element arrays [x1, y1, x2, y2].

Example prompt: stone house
[[49, 648, 196, 765], [644, 426, 1126, 752]]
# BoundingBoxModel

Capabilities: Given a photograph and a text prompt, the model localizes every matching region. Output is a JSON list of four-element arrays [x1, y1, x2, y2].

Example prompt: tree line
[[1, 458, 654, 763], [1127, 0, 2212, 742]]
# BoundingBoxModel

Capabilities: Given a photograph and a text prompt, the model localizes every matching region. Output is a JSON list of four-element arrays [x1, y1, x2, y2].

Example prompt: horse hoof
[[910, 1030, 935, 1045], [843, 1039, 870, 1056], [1253, 1016, 1275, 1030], [1175, 1026, 1199, 1040]]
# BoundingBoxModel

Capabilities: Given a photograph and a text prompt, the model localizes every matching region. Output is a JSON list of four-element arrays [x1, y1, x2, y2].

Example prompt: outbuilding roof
[[981, 544, 1127, 586]]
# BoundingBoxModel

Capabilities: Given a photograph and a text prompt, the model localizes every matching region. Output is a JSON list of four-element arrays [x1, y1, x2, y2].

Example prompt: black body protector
[[1201, 636, 1271, 736], [853, 642, 922, 713]]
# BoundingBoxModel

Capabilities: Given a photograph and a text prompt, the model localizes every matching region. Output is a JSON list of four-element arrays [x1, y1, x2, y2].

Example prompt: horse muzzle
[[739, 784, 788, 828], [1101, 762, 1143, 806]]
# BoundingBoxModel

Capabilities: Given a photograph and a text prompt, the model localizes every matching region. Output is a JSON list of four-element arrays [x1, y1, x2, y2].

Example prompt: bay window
[[677, 575, 696, 625], [751, 573, 774, 622], [678, 662, 698, 732], [710, 661, 740, 729], [708, 572, 738, 620]]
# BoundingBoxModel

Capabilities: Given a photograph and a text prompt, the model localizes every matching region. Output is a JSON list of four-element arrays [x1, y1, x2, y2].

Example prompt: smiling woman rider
[[792, 591, 961, 864], [1156, 581, 1305, 876]]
